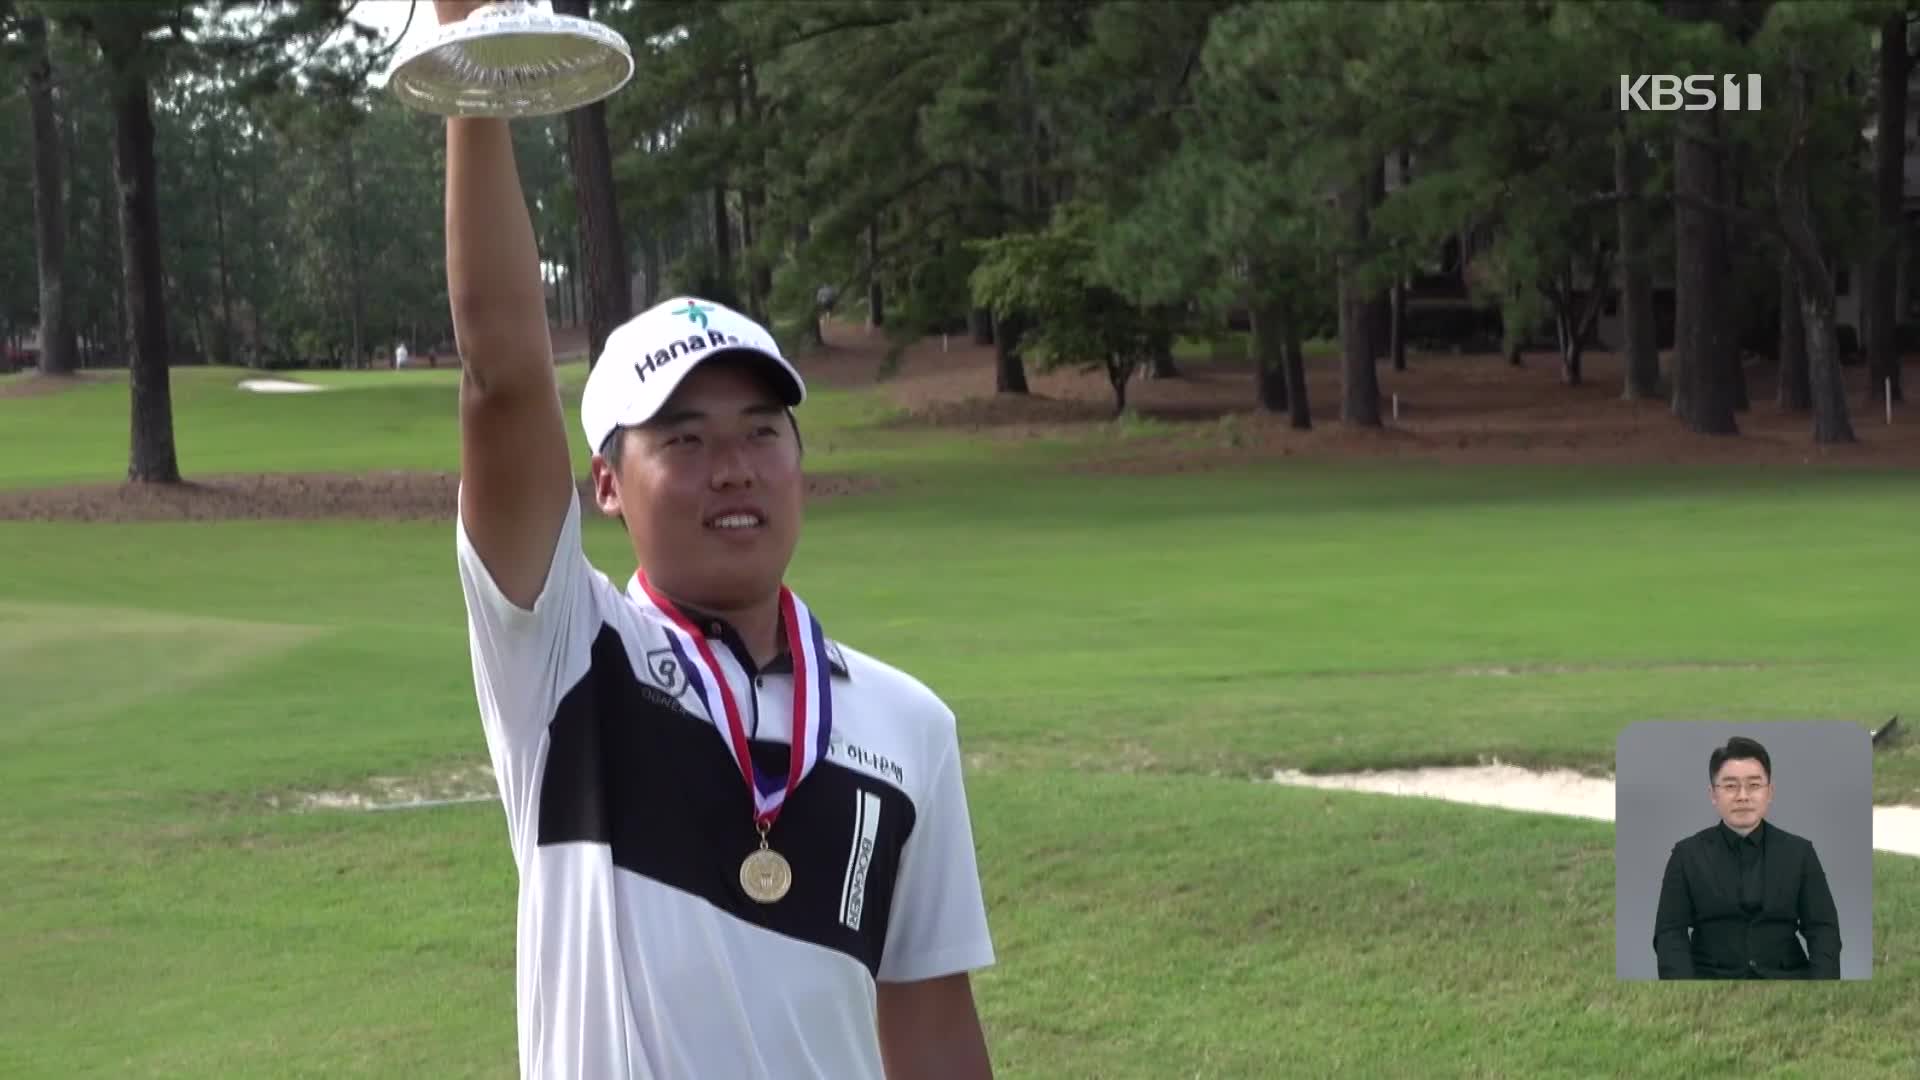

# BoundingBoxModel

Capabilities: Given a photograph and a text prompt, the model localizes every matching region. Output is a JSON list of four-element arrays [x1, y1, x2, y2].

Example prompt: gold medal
[[634, 577, 830, 910], [740, 833, 792, 904]]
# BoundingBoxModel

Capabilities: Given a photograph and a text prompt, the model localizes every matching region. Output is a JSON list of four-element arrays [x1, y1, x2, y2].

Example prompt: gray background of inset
[[1614, 721, 1873, 980]]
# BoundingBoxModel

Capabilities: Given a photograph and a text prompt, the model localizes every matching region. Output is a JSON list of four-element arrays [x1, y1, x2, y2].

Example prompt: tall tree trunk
[[1670, 92, 1738, 431], [1365, 161, 1389, 362], [1560, 248, 1611, 386], [1866, 10, 1909, 405], [740, 59, 772, 326], [344, 135, 364, 368], [1147, 325, 1179, 379], [1719, 142, 1751, 413], [742, 188, 766, 324], [986, 164, 1028, 392], [208, 121, 234, 367], [866, 220, 884, 328], [62, 80, 90, 367], [1502, 290, 1526, 366], [1282, 297, 1311, 430], [1337, 178, 1381, 426], [556, 0, 632, 368], [1779, 56, 1855, 444], [187, 301, 208, 368], [572, 241, 585, 330], [993, 311, 1029, 394], [1105, 355, 1132, 416], [1389, 277, 1406, 372], [103, 156, 123, 367], [1777, 254, 1812, 411], [25, 16, 76, 376], [1719, 0, 1762, 415], [1244, 274, 1290, 413], [711, 183, 732, 302], [1558, 312, 1582, 385], [969, 308, 994, 345], [240, 135, 265, 365], [1616, 133, 1661, 399], [640, 223, 662, 309], [1802, 294, 1854, 443], [110, 62, 179, 482], [1249, 289, 1287, 412]]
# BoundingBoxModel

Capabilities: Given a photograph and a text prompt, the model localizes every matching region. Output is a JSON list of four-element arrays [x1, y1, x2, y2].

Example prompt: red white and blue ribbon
[[630, 571, 833, 828]]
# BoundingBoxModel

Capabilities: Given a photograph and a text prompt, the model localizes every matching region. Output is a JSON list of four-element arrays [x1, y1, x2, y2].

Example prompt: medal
[[633, 572, 833, 905], [739, 827, 793, 903]]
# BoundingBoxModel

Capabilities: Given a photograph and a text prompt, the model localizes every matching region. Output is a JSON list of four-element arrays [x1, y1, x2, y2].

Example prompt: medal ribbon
[[631, 571, 833, 830]]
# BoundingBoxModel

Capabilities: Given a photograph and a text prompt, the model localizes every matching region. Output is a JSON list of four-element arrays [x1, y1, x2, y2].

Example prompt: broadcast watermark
[[1619, 74, 1762, 112]]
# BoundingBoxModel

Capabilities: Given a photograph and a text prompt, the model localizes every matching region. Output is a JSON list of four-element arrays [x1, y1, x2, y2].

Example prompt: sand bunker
[[238, 378, 326, 393], [271, 761, 499, 813], [1270, 762, 1920, 858]]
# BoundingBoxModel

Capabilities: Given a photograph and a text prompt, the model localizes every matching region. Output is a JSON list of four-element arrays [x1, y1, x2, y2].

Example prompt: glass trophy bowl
[[386, 1, 634, 118]]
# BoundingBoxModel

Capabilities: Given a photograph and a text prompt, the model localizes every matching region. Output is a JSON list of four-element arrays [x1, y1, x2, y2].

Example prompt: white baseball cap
[[580, 296, 805, 455]]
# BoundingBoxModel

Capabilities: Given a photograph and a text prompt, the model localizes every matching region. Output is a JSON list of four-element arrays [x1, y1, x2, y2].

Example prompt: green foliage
[[970, 202, 1178, 411], [662, 248, 742, 311], [0, 0, 1909, 401]]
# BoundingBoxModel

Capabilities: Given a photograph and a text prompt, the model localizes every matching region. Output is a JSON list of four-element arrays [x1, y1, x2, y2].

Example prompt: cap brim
[[694, 347, 804, 410]]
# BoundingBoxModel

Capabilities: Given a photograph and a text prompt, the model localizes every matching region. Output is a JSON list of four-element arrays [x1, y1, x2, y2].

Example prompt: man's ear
[[589, 455, 623, 518]]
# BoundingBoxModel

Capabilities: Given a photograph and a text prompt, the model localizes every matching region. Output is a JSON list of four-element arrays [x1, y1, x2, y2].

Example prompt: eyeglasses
[[1714, 781, 1769, 796]]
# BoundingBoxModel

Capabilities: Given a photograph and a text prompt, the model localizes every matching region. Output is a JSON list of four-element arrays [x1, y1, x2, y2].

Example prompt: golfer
[[435, 4, 996, 1077]]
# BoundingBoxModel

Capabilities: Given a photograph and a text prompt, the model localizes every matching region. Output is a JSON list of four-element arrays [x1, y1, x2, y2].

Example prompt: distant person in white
[[395, 342, 410, 369], [433, 3, 995, 1078]]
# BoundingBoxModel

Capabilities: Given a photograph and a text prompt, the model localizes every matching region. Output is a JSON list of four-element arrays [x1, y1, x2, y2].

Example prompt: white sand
[[238, 378, 326, 393], [1270, 763, 1920, 858], [271, 763, 498, 813]]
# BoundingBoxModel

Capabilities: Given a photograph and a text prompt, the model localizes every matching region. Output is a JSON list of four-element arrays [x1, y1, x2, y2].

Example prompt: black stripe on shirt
[[537, 623, 917, 977]]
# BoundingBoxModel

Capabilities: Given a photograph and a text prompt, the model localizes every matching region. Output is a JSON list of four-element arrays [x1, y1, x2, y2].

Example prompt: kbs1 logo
[[1619, 74, 1762, 112]]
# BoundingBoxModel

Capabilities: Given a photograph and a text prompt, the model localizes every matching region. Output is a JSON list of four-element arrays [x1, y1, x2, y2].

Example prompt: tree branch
[[775, 11, 919, 54]]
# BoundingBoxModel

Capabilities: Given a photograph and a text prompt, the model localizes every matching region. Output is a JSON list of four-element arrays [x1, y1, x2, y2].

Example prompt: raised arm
[[440, 0, 576, 610]]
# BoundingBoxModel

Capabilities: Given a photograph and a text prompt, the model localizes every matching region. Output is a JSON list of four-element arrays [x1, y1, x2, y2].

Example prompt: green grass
[[2, 367, 1917, 1077]]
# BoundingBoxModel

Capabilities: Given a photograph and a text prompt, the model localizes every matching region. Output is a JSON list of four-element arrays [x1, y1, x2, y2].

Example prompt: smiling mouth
[[706, 511, 765, 531]]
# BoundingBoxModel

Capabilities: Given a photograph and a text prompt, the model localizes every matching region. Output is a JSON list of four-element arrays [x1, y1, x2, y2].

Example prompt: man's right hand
[[433, 0, 491, 24]]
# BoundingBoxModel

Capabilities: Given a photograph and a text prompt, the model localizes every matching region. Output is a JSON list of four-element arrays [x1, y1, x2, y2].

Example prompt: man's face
[[591, 357, 803, 610], [1710, 757, 1772, 834]]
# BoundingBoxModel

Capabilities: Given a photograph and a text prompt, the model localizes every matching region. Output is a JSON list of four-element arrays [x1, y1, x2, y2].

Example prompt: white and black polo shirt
[[455, 495, 995, 1079]]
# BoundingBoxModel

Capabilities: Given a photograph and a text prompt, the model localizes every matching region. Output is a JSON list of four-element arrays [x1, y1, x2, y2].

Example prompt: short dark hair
[[1710, 736, 1771, 782], [599, 407, 803, 472]]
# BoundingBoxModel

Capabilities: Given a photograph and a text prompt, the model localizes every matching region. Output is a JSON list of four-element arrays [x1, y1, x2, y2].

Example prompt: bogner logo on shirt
[[840, 790, 882, 931], [643, 647, 690, 697], [828, 729, 905, 786]]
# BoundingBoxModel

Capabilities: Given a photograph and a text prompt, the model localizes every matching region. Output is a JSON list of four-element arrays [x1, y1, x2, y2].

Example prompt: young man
[[436, 5, 996, 1076], [1651, 736, 1841, 979]]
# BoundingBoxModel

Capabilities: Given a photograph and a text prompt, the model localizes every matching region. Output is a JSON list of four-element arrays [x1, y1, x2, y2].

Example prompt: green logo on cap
[[672, 301, 713, 329]]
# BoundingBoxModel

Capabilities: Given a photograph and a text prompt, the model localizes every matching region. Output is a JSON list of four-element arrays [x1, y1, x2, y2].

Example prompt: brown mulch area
[[11, 321, 1916, 522], [811, 318, 1920, 472], [0, 471, 886, 524], [0, 371, 113, 400]]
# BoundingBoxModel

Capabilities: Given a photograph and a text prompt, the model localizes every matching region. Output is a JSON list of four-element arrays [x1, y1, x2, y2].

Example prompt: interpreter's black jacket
[[1652, 819, 1841, 979]]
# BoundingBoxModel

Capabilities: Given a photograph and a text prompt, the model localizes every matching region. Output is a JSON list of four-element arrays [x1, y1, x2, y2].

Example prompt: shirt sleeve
[[455, 490, 602, 862], [1797, 842, 1842, 979], [878, 716, 995, 983], [1652, 843, 1697, 979]]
